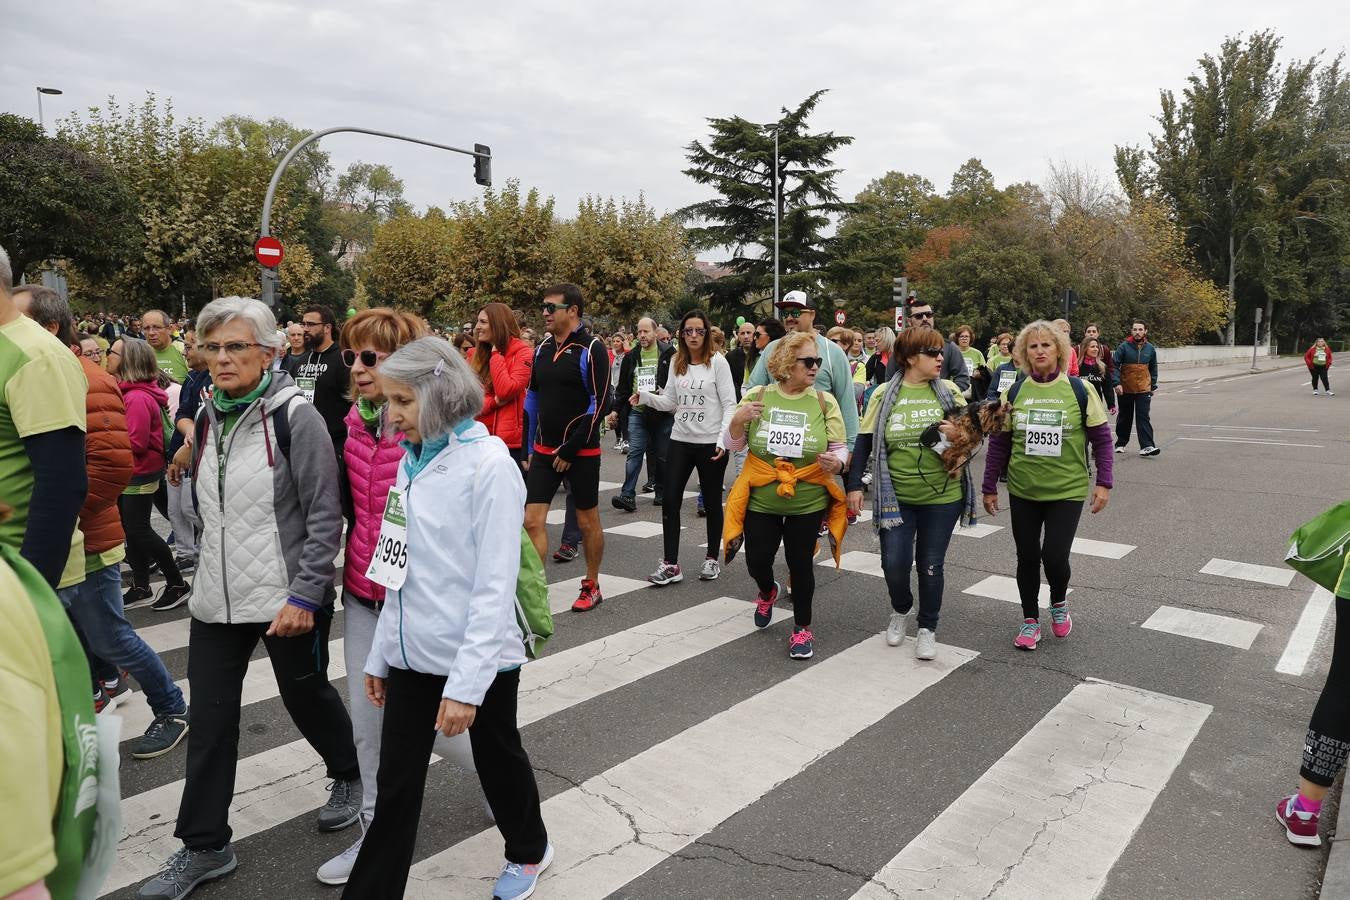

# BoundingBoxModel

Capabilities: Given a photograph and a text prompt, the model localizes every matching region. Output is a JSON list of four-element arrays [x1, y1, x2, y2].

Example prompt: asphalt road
[[101, 364, 1346, 900]]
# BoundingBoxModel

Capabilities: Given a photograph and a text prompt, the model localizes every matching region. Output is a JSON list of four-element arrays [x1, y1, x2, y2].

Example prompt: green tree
[[826, 171, 939, 315], [446, 180, 557, 316], [359, 209, 458, 320], [922, 236, 1064, 338], [942, 158, 1013, 227], [680, 91, 854, 315], [0, 114, 139, 282]]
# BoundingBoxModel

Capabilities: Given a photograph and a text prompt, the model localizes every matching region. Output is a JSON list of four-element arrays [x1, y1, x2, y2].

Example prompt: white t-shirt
[[638, 354, 737, 448]]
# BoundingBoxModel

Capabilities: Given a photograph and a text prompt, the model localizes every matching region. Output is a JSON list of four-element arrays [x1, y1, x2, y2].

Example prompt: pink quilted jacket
[[342, 403, 406, 604]]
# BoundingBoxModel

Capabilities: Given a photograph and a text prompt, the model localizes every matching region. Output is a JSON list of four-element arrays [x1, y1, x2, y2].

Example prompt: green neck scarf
[[213, 371, 272, 415], [357, 396, 384, 428]]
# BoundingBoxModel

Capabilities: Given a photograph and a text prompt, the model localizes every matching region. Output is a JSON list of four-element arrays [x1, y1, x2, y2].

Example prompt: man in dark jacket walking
[[607, 316, 674, 512], [1112, 320, 1160, 456], [883, 297, 971, 393]]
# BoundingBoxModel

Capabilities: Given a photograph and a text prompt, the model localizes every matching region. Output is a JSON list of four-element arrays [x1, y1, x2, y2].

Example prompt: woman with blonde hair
[[981, 320, 1114, 651]]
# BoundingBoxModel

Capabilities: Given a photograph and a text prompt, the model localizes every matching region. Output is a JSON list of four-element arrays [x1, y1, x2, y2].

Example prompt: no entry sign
[[254, 236, 284, 268]]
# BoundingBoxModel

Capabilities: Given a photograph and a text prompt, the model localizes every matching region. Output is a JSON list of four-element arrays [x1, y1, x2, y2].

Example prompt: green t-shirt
[[634, 345, 659, 412], [859, 380, 965, 505], [1314, 349, 1328, 366], [1007, 374, 1108, 502], [0, 316, 88, 587], [153, 343, 189, 383], [959, 347, 986, 376], [740, 384, 845, 516]]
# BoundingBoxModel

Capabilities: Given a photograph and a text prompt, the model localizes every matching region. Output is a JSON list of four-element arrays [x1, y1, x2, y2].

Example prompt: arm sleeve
[[730, 350, 745, 400], [20, 428, 87, 589], [613, 354, 633, 421], [637, 386, 677, 412], [942, 344, 971, 393], [557, 339, 610, 461], [283, 403, 341, 606], [489, 346, 532, 405], [827, 344, 860, 445], [847, 433, 873, 491], [1149, 346, 1158, 391], [980, 431, 1012, 495], [124, 394, 153, 460], [1110, 346, 1122, 387], [746, 345, 772, 389], [713, 355, 738, 449], [1087, 423, 1114, 489]]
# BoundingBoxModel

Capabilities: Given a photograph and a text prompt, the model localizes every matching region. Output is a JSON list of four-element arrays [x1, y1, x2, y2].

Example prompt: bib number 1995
[[366, 489, 410, 589]]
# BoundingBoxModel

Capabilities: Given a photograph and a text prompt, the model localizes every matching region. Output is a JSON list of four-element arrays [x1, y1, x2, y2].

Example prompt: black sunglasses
[[917, 348, 944, 358], [682, 327, 707, 337], [542, 301, 573, 314], [342, 349, 387, 368], [909, 310, 935, 320], [782, 308, 805, 319], [797, 357, 823, 369]]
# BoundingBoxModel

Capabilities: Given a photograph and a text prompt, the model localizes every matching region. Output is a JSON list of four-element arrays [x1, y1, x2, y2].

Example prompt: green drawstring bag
[[515, 528, 554, 659], [1286, 501, 1350, 596]]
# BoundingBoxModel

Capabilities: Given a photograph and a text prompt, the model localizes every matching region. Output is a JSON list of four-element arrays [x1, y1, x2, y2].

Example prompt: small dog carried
[[921, 400, 1010, 480]]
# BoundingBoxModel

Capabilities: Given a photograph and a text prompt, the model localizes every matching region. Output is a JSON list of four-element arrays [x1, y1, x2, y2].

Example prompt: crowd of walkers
[[2, 232, 1346, 900]]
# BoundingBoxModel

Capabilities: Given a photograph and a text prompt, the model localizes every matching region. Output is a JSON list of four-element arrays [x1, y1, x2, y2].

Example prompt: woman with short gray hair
[[346, 337, 552, 899]]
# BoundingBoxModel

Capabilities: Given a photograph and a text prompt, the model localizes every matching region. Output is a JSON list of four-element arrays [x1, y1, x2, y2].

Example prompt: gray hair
[[195, 296, 284, 350], [118, 337, 161, 383], [16, 284, 67, 331], [380, 336, 483, 440], [142, 308, 172, 327], [0, 243, 11, 291], [873, 326, 896, 354]]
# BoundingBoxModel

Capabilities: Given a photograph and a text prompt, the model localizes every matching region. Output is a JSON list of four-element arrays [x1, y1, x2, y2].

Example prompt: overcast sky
[[5, 0, 1340, 258]]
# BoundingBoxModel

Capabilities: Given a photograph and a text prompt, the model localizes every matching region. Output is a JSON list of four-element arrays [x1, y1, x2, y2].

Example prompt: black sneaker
[[552, 543, 579, 562], [173, 553, 197, 573], [123, 585, 155, 610], [696, 496, 707, 517], [641, 481, 655, 494], [611, 494, 637, 513], [317, 777, 362, 832], [152, 582, 192, 612], [653, 494, 664, 507], [135, 844, 236, 900], [132, 706, 190, 759]]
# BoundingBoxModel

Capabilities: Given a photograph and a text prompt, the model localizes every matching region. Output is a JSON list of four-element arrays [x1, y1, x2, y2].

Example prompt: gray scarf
[[871, 376, 977, 532]]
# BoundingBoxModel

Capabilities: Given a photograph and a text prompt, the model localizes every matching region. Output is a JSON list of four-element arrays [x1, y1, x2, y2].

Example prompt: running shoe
[[846, 510, 858, 527], [493, 842, 554, 900], [1328, 391, 1336, 396], [915, 628, 938, 661], [754, 581, 779, 628], [93, 686, 116, 715], [1014, 619, 1041, 651], [1049, 603, 1072, 638], [648, 561, 683, 585], [818, 519, 829, 538], [100, 669, 133, 706], [316, 829, 365, 885], [152, 582, 191, 612], [1113, 445, 1125, 454], [173, 553, 197, 573], [788, 627, 815, 659], [135, 845, 236, 900], [885, 611, 909, 647], [641, 481, 655, 494], [653, 493, 664, 507], [1275, 795, 1321, 847], [123, 585, 154, 610], [317, 777, 362, 832], [698, 558, 721, 581], [1140, 446, 1161, 457], [552, 543, 579, 562], [611, 494, 637, 513], [696, 494, 707, 517], [1313, 390, 1320, 396], [132, 707, 190, 759], [572, 578, 603, 612]]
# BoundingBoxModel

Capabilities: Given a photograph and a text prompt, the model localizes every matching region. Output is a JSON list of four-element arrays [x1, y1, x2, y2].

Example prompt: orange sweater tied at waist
[[721, 453, 848, 568]]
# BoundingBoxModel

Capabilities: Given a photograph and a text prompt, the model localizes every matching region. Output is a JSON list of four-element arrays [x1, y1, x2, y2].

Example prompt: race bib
[[1024, 409, 1064, 457], [366, 489, 410, 590], [1315, 351, 1327, 365], [764, 408, 807, 459], [997, 369, 1017, 394], [296, 376, 317, 403], [636, 365, 657, 392]]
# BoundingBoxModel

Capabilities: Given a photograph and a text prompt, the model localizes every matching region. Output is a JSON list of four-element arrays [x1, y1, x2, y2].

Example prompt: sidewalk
[[1322, 777, 1348, 900], [1157, 356, 1303, 385]]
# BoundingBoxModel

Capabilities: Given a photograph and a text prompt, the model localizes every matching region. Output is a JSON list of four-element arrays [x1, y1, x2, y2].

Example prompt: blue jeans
[[620, 411, 672, 498], [878, 499, 964, 631], [561, 482, 581, 547], [58, 562, 185, 717]]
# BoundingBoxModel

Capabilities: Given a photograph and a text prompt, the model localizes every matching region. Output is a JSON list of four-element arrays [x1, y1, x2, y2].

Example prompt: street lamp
[[755, 118, 781, 313], [36, 86, 62, 131]]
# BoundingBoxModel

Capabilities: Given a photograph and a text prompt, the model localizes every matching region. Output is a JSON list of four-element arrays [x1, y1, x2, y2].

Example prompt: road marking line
[[1276, 586, 1335, 676], [406, 635, 978, 897], [1200, 557, 1295, 587], [1179, 424, 1319, 433], [821, 549, 886, 578], [136, 617, 191, 654], [962, 574, 1068, 609], [547, 574, 649, 613], [954, 522, 1003, 538], [1178, 437, 1323, 448], [547, 508, 567, 525], [603, 520, 676, 539], [103, 597, 778, 897], [850, 679, 1211, 900], [1071, 537, 1136, 559], [1141, 605, 1263, 649]]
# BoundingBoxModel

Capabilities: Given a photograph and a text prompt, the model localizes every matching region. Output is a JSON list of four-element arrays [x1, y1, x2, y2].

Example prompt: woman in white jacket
[[344, 338, 550, 900], [634, 309, 737, 585]]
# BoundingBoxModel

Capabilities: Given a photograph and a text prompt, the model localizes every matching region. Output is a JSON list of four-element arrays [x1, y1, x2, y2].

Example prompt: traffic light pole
[[257, 126, 491, 307]]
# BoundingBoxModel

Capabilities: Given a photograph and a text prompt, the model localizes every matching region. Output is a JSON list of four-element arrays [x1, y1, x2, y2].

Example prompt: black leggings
[[119, 490, 183, 590], [1009, 496, 1082, 620], [1302, 596, 1350, 787], [1312, 366, 1331, 391], [743, 509, 821, 628], [663, 439, 728, 565]]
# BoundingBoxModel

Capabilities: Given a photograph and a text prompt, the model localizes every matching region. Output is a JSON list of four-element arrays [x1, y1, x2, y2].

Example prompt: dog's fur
[[940, 400, 1010, 479]]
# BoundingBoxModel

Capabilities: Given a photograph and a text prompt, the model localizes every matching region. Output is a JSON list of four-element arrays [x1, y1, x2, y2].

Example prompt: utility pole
[[1251, 307, 1262, 372]]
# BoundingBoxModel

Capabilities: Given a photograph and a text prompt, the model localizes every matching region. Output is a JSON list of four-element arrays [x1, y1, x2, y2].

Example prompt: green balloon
[[735, 316, 746, 326], [347, 307, 357, 318]]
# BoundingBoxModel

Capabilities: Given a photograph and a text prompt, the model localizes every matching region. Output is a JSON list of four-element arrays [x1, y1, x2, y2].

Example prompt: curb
[[1159, 360, 1304, 387], [1322, 779, 1349, 900]]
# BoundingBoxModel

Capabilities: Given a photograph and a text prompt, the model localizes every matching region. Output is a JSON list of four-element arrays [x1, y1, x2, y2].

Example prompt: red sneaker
[[571, 578, 603, 612], [1275, 794, 1321, 847]]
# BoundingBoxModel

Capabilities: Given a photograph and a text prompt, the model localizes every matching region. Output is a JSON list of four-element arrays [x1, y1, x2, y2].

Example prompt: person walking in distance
[[1078, 336, 1115, 413], [1306, 337, 1334, 396], [143, 308, 189, 383], [981, 320, 1114, 652], [1112, 320, 1160, 456], [882, 297, 971, 394], [608, 316, 675, 512], [725, 319, 757, 402], [470, 302, 533, 468], [636, 310, 737, 585], [523, 284, 611, 612], [290, 304, 352, 457], [167, 325, 211, 573]]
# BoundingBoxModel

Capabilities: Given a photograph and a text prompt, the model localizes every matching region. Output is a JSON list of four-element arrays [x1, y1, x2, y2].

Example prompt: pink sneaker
[[1275, 795, 1321, 847], [753, 581, 779, 628], [1049, 603, 1072, 639], [1014, 619, 1041, 651]]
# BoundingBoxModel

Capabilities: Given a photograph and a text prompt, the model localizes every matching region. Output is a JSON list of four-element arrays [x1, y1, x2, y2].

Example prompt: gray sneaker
[[316, 831, 364, 885], [132, 706, 190, 759], [317, 777, 362, 832], [698, 558, 721, 581], [136, 845, 236, 900]]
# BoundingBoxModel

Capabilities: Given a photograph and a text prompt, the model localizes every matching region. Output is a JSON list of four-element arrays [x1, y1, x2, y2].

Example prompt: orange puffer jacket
[[79, 355, 134, 554]]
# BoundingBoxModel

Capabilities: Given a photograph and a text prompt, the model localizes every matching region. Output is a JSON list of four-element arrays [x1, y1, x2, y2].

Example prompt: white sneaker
[[1329, 391, 1336, 396], [885, 612, 909, 647], [698, 558, 721, 581], [316, 831, 364, 885], [647, 560, 682, 585], [861, 470, 873, 487], [915, 628, 937, 660], [1113, 445, 1125, 454], [1313, 390, 1319, 396]]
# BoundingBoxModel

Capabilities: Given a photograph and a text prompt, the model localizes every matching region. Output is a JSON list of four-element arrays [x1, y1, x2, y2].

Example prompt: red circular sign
[[254, 236, 284, 268], [834, 309, 847, 326]]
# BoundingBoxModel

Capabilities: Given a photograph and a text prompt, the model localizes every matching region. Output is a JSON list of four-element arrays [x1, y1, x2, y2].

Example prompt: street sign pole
[[1251, 307, 1263, 371], [892, 276, 908, 331]]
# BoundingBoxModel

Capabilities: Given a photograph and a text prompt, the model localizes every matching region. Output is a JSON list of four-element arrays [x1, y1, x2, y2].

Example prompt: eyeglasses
[[909, 311, 935, 320], [301, 320, 326, 330], [342, 349, 387, 368], [82, 349, 103, 360], [106, 349, 121, 358], [797, 357, 823, 369], [917, 348, 944, 359], [682, 327, 706, 337], [201, 342, 265, 357], [541, 302, 569, 314]]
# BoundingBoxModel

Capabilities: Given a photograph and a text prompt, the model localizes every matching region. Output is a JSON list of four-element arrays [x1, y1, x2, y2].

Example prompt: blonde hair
[[826, 326, 854, 351], [765, 332, 818, 383], [1012, 320, 1074, 374]]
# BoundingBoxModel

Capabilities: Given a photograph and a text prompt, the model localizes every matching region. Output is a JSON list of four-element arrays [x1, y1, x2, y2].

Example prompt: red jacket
[[119, 380, 169, 483], [80, 357, 133, 554], [473, 336, 532, 449], [1306, 345, 1333, 368]]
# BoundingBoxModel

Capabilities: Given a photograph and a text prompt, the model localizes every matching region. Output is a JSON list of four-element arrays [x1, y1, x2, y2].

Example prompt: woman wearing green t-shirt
[[846, 327, 968, 661], [986, 332, 1013, 372], [723, 332, 848, 660], [953, 325, 986, 400], [981, 321, 1115, 651]]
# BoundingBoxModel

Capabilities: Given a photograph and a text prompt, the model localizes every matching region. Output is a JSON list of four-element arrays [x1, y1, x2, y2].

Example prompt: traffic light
[[473, 143, 492, 187]]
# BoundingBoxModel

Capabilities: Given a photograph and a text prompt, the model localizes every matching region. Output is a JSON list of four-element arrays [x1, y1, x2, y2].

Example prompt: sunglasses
[[909, 310, 935, 320], [797, 357, 823, 369], [782, 308, 805, 319], [342, 349, 388, 368], [682, 327, 706, 337], [542, 302, 572, 314], [917, 348, 944, 358]]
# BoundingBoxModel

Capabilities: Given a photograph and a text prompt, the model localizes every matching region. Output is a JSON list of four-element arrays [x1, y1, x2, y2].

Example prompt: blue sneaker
[[493, 842, 553, 899]]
